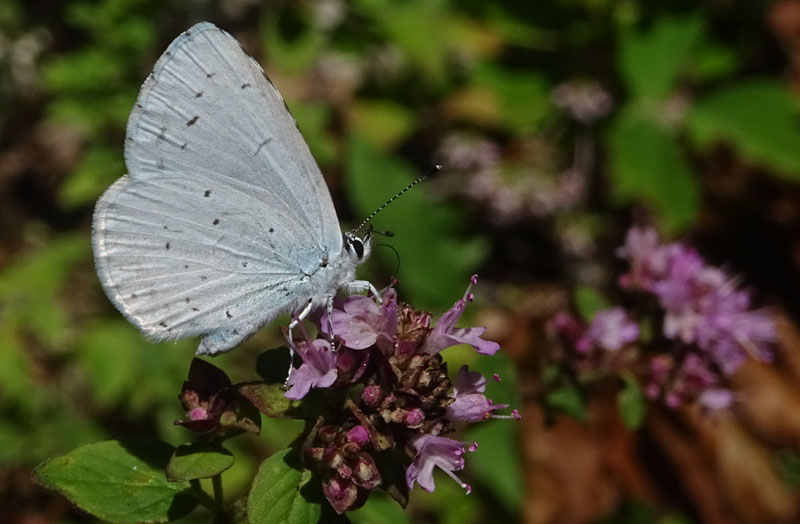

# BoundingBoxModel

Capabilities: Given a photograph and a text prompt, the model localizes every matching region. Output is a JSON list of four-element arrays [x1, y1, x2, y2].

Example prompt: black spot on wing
[[204, 190, 211, 197], [186, 115, 199, 126], [195, 91, 203, 98], [241, 83, 251, 89], [226, 310, 233, 319], [165, 242, 170, 250], [269, 227, 274, 233], [255, 137, 272, 156], [159, 321, 167, 327], [213, 218, 220, 225]]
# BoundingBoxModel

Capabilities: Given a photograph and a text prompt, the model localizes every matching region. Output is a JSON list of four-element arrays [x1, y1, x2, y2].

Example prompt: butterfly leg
[[324, 293, 335, 347], [344, 280, 383, 304], [285, 298, 315, 387]]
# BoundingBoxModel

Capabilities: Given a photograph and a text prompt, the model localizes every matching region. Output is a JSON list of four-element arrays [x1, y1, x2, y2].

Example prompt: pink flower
[[406, 434, 476, 494], [284, 330, 338, 400], [446, 365, 510, 422], [422, 276, 500, 356], [619, 227, 775, 375], [328, 289, 398, 350], [576, 308, 639, 352]]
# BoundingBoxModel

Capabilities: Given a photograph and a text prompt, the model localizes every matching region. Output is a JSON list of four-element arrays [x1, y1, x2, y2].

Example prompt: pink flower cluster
[[284, 276, 518, 513], [550, 227, 776, 411]]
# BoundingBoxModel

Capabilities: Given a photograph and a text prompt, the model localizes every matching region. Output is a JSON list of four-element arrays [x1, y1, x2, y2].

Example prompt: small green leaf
[[248, 449, 322, 524], [34, 439, 197, 523], [687, 80, 800, 180], [166, 443, 234, 481], [574, 286, 611, 322], [238, 383, 294, 417], [618, 372, 647, 430], [58, 145, 124, 208], [608, 109, 700, 233], [347, 100, 414, 150], [545, 383, 587, 421], [619, 15, 703, 98], [238, 382, 326, 420]]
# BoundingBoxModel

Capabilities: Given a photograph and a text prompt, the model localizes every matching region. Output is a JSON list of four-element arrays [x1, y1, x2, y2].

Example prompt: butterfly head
[[343, 229, 372, 261]]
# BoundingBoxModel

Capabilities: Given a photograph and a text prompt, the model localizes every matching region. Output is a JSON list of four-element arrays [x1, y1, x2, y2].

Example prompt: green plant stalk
[[211, 474, 224, 522]]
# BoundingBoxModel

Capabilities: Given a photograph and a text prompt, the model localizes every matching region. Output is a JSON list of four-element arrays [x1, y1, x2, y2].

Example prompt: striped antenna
[[351, 164, 441, 234]]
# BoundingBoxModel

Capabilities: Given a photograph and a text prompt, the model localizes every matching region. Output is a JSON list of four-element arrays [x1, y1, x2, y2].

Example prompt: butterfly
[[92, 22, 378, 355]]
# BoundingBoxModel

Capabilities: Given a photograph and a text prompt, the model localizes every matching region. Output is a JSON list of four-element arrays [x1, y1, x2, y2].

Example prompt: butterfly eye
[[352, 238, 365, 259]]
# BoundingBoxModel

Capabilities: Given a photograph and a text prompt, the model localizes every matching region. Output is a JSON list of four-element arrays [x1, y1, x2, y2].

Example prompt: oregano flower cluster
[[177, 276, 518, 514], [550, 227, 776, 411]]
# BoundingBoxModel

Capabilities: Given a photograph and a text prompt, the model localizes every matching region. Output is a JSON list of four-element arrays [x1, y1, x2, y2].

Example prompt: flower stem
[[211, 474, 224, 522]]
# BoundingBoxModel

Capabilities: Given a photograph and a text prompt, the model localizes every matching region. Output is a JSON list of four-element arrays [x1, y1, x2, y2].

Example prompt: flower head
[[422, 275, 500, 356], [283, 326, 338, 400], [252, 277, 514, 512], [619, 227, 775, 375], [446, 365, 511, 422], [406, 434, 476, 494], [175, 359, 260, 436], [576, 308, 639, 353]]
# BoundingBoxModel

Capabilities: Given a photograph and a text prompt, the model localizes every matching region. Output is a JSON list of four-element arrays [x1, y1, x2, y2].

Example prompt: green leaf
[[687, 40, 739, 83], [58, 145, 124, 208], [573, 286, 610, 322], [166, 443, 234, 481], [619, 15, 703, 98], [34, 439, 197, 523], [608, 109, 700, 233], [237, 382, 329, 420], [248, 449, 322, 524], [347, 100, 414, 150], [261, 10, 326, 74], [346, 136, 487, 310], [545, 382, 587, 421], [471, 64, 550, 133], [687, 80, 800, 180], [617, 372, 647, 429]]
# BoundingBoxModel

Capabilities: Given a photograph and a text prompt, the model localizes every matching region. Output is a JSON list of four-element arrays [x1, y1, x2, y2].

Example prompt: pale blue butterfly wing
[[92, 22, 347, 354]]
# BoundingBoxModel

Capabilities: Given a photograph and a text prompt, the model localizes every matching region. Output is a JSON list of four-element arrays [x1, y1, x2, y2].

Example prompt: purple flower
[[697, 388, 735, 412], [284, 328, 338, 400], [446, 365, 510, 422], [619, 227, 775, 375], [645, 353, 724, 409], [617, 226, 667, 290], [406, 434, 476, 494], [329, 289, 397, 350], [576, 308, 639, 352], [422, 275, 500, 356]]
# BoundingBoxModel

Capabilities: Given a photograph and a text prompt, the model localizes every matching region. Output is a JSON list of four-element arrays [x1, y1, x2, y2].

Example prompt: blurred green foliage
[[0, 0, 798, 522]]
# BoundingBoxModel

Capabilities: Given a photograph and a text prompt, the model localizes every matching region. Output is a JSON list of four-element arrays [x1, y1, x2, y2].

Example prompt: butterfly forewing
[[93, 22, 342, 353]]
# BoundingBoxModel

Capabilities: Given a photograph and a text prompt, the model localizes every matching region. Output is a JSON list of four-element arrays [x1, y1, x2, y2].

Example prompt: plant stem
[[211, 474, 224, 522]]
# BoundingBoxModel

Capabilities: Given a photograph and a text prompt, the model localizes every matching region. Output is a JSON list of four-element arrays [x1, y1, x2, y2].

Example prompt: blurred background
[[3, 0, 800, 523]]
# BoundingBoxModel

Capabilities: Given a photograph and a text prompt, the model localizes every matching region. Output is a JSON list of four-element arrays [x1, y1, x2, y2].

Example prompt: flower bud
[[322, 476, 359, 515], [353, 453, 381, 489]]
